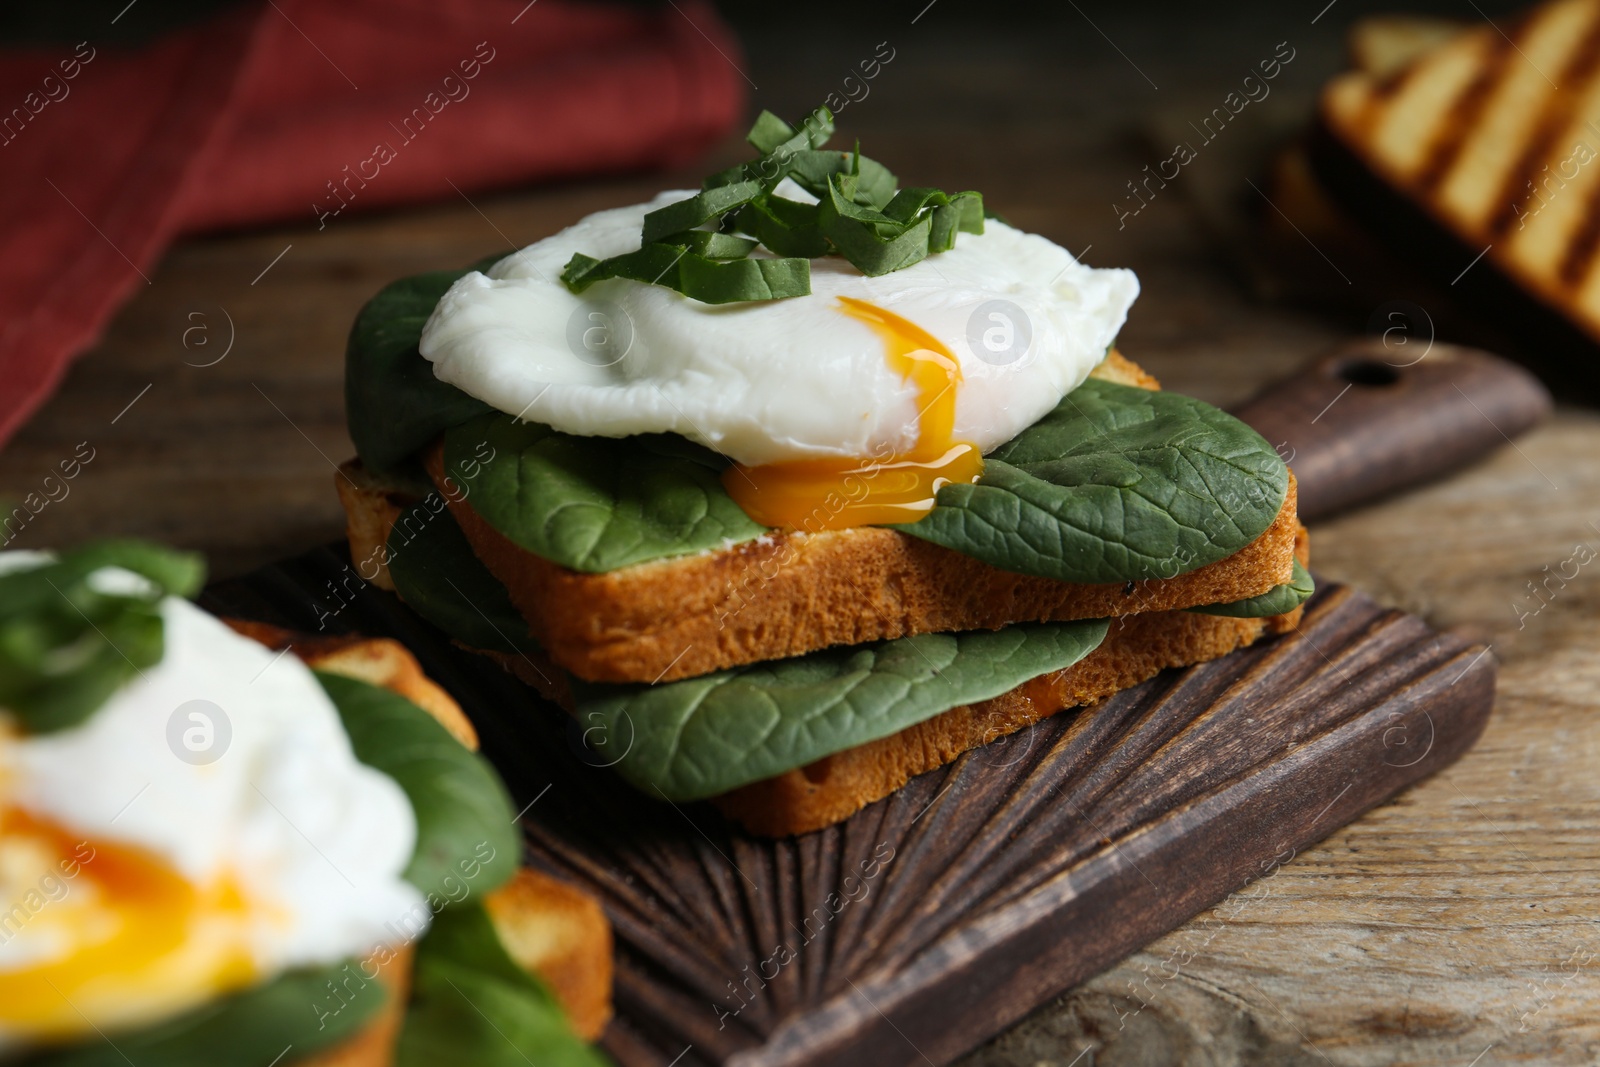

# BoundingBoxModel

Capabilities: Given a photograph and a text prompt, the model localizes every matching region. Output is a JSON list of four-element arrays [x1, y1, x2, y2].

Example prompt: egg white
[[419, 184, 1139, 466], [0, 555, 423, 1044]]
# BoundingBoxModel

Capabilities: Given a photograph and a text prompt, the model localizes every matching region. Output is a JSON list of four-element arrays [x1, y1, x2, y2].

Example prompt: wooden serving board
[[202, 548, 1495, 1067]]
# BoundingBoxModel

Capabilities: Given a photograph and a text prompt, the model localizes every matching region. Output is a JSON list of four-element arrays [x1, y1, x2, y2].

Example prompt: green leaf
[[572, 620, 1108, 801], [387, 496, 540, 655], [1191, 560, 1314, 618], [397, 903, 611, 1067], [445, 413, 767, 573], [735, 197, 832, 258], [345, 262, 498, 479], [20, 962, 383, 1067], [0, 541, 205, 733], [660, 229, 758, 260], [782, 148, 898, 207], [743, 106, 834, 157], [816, 173, 982, 276], [640, 180, 765, 244], [561, 244, 810, 304], [317, 671, 519, 901], [898, 379, 1289, 584], [746, 108, 797, 154]]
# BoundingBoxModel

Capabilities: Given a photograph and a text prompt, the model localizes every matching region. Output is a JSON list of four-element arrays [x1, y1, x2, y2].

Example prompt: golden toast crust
[[477, 525, 1311, 837], [715, 526, 1311, 836], [340, 349, 1296, 685], [484, 869, 614, 1041], [432, 458, 1298, 685]]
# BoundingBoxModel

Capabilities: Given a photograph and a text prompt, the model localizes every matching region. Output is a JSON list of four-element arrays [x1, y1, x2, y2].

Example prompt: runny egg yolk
[[722, 298, 984, 530], [0, 807, 257, 1042]]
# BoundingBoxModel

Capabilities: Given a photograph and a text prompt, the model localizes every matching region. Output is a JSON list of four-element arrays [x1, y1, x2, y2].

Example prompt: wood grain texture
[[2, 4, 1594, 1062], [200, 554, 1492, 1067], [1231, 339, 1552, 521]]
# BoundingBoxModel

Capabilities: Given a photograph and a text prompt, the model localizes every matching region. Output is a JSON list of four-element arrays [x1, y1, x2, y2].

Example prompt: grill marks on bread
[[1323, 0, 1600, 333]]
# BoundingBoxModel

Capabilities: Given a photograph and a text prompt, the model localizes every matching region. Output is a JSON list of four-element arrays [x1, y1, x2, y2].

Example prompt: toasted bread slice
[[484, 868, 614, 1041], [715, 550, 1308, 836], [222, 622, 614, 1061], [479, 524, 1308, 836], [431, 454, 1298, 685], [340, 463, 1310, 836], [336, 350, 1162, 601], [1318, 0, 1600, 346], [1347, 16, 1466, 77], [339, 352, 1297, 684]]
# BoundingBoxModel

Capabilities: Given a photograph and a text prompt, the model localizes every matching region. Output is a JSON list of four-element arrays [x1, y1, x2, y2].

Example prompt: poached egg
[[0, 553, 423, 1049], [420, 184, 1138, 529]]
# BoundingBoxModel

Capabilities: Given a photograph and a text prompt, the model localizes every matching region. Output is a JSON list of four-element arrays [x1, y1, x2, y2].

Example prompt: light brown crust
[[484, 868, 614, 1041], [714, 529, 1313, 836], [431, 457, 1297, 685], [1094, 347, 1162, 389], [342, 350, 1296, 685], [335, 461, 408, 593], [476, 592, 1305, 837]]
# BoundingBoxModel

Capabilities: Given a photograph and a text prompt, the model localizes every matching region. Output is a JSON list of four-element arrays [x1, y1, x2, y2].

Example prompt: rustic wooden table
[[3, 2, 1595, 1063]]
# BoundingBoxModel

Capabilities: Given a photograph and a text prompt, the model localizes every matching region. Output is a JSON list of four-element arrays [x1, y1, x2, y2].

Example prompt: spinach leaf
[[445, 413, 767, 574], [572, 620, 1108, 801], [397, 903, 610, 1067], [1190, 560, 1314, 618], [317, 671, 518, 901], [0, 542, 205, 733], [20, 961, 382, 1067], [345, 261, 498, 479], [898, 379, 1289, 584], [386, 496, 539, 654]]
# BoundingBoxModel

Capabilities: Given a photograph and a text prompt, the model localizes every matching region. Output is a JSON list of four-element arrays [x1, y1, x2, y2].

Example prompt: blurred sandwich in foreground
[[0, 542, 611, 1066]]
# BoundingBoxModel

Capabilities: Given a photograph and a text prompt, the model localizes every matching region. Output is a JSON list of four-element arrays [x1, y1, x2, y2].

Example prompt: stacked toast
[[339, 351, 1310, 836]]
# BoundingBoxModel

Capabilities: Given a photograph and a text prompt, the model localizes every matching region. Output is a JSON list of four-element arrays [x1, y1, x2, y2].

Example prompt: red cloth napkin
[[0, 0, 746, 449]]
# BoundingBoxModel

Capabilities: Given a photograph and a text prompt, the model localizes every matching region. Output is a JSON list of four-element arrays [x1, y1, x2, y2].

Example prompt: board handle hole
[[1333, 359, 1400, 386]]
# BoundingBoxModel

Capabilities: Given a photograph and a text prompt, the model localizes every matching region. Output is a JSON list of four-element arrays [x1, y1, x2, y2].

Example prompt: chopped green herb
[[559, 107, 984, 303], [0, 542, 205, 733]]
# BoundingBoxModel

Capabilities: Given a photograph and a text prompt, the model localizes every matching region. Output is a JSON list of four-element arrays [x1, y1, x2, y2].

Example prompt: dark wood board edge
[[741, 632, 1495, 1066]]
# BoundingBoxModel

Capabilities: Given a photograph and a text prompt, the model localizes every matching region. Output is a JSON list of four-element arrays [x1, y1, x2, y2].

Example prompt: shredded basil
[[0, 542, 205, 733], [559, 107, 984, 302]]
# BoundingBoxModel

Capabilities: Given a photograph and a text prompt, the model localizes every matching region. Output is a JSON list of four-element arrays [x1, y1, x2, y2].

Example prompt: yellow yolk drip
[[722, 297, 984, 530], [0, 808, 258, 1042]]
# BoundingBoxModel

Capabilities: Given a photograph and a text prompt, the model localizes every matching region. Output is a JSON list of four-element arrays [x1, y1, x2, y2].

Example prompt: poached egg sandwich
[[338, 107, 1312, 836], [0, 543, 611, 1065]]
